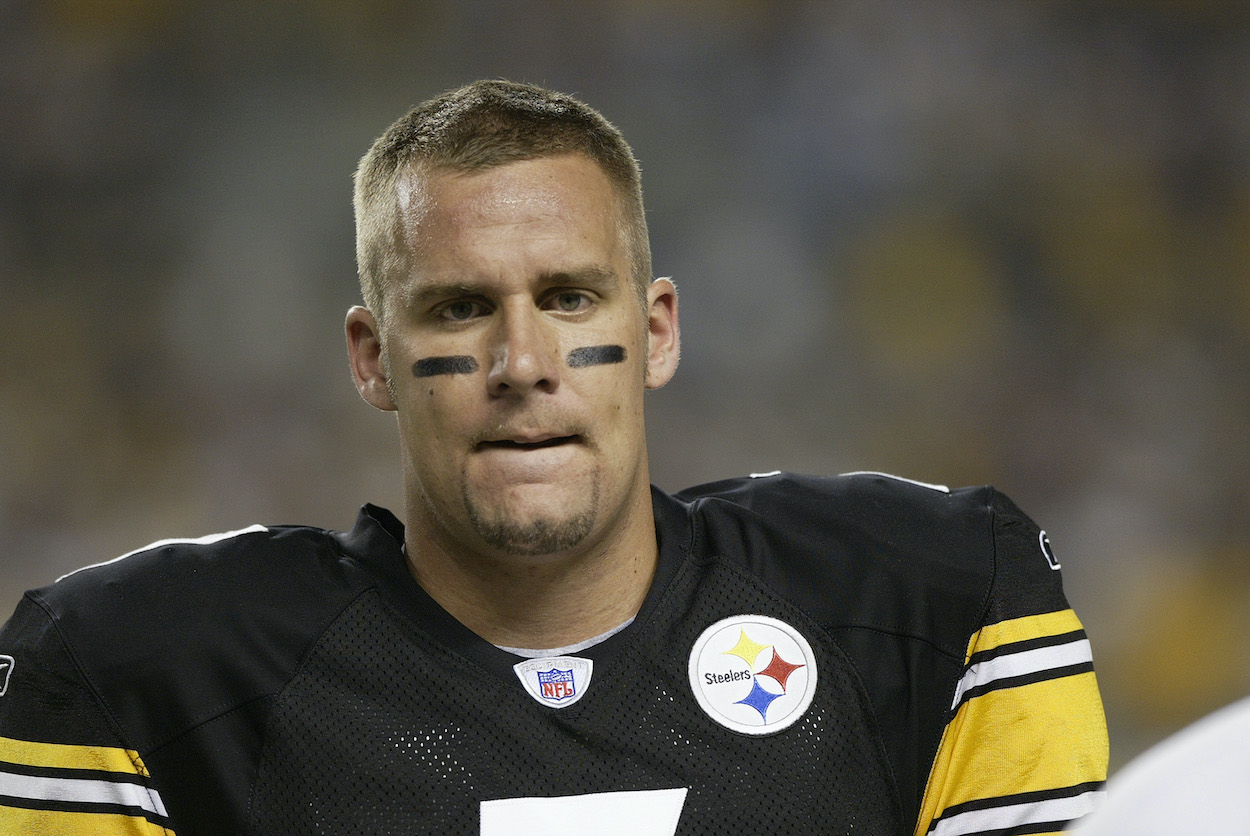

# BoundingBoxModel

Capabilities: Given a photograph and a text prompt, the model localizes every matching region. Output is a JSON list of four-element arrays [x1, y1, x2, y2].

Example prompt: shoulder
[[674, 470, 1050, 572], [36, 518, 369, 626], [27, 506, 410, 651], [12, 507, 403, 751], [677, 470, 966, 523], [670, 471, 1060, 655], [673, 470, 1000, 572]]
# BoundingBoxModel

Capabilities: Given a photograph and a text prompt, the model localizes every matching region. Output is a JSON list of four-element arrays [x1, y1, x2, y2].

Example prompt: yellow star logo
[[722, 629, 770, 668]]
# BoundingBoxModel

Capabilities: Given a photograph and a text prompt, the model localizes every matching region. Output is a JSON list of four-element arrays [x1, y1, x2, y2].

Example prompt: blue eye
[[552, 292, 589, 312], [440, 300, 483, 321]]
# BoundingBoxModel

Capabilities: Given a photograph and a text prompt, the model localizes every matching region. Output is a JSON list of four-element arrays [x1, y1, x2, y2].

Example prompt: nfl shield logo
[[537, 668, 576, 701], [513, 656, 593, 709]]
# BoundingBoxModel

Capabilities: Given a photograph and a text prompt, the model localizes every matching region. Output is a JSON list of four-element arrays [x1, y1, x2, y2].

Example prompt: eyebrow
[[403, 266, 620, 309], [547, 266, 618, 291]]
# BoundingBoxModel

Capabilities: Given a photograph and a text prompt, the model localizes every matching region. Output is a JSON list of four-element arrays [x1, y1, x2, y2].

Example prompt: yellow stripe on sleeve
[[964, 609, 1085, 662], [0, 734, 151, 778], [914, 671, 1108, 835], [1, 735, 172, 833], [0, 805, 174, 835]]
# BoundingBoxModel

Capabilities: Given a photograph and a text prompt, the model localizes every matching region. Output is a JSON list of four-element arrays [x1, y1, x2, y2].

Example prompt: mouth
[[477, 434, 580, 452]]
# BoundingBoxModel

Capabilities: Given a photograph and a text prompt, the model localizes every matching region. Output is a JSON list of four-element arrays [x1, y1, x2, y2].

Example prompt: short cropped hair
[[354, 80, 651, 322]]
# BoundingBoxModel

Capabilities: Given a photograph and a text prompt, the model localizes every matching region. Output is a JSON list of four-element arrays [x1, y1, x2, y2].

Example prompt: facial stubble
[[427, 290, 652, 558], [461, 468, 601, 556]]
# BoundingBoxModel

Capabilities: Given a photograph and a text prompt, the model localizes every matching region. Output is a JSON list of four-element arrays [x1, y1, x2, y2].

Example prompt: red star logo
[[757, 649, 804, 691]]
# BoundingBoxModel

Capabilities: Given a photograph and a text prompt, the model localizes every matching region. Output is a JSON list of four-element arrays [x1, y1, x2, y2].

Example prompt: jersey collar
[[336, 490, 694, 683]]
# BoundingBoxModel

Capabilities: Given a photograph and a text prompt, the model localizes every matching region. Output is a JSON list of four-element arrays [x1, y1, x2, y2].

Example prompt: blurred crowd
[[3, 1, 1248, 770]]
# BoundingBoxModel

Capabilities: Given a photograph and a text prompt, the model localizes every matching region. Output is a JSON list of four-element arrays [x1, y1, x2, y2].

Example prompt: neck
[[404, 488, 658, 649]]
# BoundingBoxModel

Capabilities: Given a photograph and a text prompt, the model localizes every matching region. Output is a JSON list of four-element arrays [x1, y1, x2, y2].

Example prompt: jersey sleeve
[[0, 594, 175, 835], [913, 491, 1109, 836]]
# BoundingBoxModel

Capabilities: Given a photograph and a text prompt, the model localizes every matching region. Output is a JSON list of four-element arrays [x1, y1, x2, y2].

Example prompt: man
[[0, 80, 1107, 835]]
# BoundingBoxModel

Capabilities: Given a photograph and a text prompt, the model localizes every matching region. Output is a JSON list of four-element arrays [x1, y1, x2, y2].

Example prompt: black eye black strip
[[413, 356, 480, 377], [567, 345, 626, 368]]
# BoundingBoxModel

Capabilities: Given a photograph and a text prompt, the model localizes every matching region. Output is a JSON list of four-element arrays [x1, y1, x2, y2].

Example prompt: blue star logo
[[734, 678, 782, 721]]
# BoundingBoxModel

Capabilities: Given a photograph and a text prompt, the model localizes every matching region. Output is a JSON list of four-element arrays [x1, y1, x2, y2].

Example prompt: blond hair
[[354, 80, 651, 323]]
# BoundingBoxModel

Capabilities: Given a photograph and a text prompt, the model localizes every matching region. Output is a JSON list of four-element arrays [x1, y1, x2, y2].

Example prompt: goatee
[[464, 479, 600, 556]]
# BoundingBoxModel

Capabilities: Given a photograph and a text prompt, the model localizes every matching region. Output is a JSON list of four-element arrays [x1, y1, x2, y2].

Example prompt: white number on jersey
[[480, 787, 688, 836]]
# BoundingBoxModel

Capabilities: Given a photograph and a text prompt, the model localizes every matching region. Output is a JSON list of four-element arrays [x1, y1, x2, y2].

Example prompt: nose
[[486, 301, 561, 398]]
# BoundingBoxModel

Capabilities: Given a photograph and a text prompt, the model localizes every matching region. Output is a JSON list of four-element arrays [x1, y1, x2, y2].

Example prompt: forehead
[[397, 154, 625, 269]]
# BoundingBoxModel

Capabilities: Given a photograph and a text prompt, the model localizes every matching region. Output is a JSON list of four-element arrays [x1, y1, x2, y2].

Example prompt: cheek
[[590, 366, 646, 426], [399, 380, 467, 442]]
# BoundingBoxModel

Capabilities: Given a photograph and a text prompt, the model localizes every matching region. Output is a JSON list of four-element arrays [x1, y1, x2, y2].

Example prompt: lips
[[477, 434, 580, 451]]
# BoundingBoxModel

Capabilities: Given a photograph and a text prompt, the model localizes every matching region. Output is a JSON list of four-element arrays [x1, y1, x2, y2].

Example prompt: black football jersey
[[0, 473, 1108, 834]]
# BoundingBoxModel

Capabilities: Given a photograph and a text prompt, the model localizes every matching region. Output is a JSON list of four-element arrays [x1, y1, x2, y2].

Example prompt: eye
[[437, 299, 487, 322], [548, 291, 591, 313]]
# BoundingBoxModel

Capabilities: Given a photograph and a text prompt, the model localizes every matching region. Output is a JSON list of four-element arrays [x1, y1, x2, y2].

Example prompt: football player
[[0, 80, 1107, 835]]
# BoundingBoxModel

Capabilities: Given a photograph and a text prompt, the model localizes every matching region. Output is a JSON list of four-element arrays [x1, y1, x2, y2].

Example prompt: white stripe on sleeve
[[951, 638, 1093, 709]]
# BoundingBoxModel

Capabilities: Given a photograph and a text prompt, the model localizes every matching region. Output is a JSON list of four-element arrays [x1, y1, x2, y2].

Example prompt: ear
[[644, 278, 680, 390], [345, 306, 397, 411]]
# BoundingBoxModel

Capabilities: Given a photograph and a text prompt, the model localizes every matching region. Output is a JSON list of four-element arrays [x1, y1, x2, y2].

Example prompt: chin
[[473, 513, 596, 556], [463, 478, 602, 558]]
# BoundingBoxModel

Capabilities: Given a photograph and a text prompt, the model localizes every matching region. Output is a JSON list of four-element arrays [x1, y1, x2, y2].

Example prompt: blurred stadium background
[[3, 1, 1249, 773]]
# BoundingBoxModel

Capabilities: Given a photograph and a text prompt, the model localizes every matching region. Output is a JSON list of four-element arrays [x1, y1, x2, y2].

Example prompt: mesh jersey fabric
[[248, 562, 900, 833], [0, 472, 1109, 835]]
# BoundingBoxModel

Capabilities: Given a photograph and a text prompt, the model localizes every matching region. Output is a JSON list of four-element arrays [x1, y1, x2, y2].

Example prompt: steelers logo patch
[[688, 615, 817, 735]]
